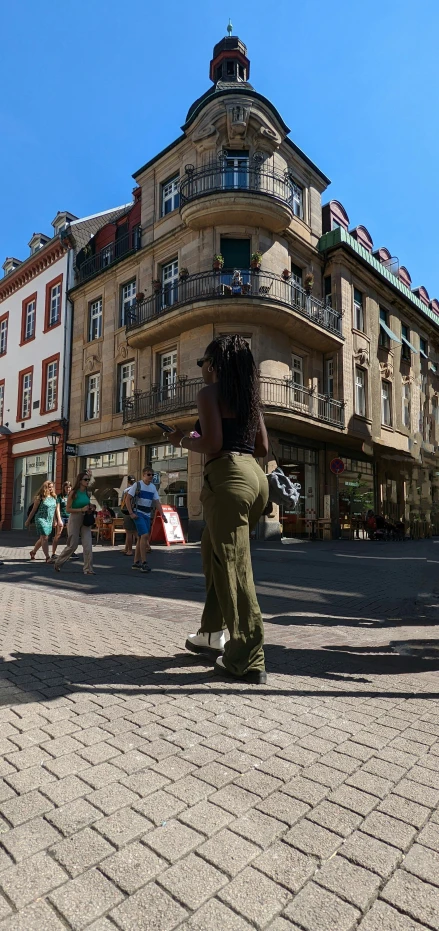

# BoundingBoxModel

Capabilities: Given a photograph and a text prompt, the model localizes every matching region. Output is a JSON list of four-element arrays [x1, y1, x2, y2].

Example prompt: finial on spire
[[227, 18, 233, 36]]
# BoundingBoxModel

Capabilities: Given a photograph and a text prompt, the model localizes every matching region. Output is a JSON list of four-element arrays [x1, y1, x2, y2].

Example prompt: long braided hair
[[205, 335, 260, 440]]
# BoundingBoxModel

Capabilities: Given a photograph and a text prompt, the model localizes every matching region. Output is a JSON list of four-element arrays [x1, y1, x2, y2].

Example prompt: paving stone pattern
[[0, 534, 438, 928]]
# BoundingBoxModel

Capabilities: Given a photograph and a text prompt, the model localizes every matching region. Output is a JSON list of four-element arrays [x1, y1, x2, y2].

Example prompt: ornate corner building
[[64, 31, 439, 539]]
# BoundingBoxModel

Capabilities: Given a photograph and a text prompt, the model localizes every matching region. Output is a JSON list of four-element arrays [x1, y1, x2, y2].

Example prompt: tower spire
[[227, 18, 233, 36]]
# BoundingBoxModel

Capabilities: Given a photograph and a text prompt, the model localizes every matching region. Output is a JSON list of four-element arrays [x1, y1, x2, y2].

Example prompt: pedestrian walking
[[125, 466, 167, 573], [121, 475, 138, 556], [169, 334, 269, 683], [54, 471, 95, 575], [26, 480, 62, 564], [51, 481, 71, 558]]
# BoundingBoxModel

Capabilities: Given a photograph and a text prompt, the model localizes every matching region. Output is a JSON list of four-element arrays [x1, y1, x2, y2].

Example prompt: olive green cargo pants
[[199, 454, 269, 676]]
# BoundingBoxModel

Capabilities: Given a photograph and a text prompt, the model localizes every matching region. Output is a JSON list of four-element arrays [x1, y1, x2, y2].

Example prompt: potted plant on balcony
[[251, 251, 263, 271], [282, 268, 291, 281], [304, 273, 314, 295], [135, 292, 144, 303], [179, 267, 189, 281], [213, 254, 224, 271], [152, 279, 162, 293]]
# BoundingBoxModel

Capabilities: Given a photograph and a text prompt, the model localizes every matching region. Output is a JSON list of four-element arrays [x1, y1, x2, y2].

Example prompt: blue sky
[[1, 0, 438, 296]]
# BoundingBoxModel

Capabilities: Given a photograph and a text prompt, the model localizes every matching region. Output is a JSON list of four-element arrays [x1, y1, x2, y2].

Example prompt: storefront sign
[[330, 458, 345, 474], [150, 505, 186, 546], [153, 472, 160, 486], [65, 444, 77, 457], [26, 454, 49, 475]]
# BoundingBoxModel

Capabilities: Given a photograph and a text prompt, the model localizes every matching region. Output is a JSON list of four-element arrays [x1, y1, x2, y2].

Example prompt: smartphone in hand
[[155, 421, 174, 433]]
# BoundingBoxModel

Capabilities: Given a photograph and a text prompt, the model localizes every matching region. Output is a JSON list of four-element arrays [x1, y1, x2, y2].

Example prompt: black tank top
[[194, 419, 255, 454]]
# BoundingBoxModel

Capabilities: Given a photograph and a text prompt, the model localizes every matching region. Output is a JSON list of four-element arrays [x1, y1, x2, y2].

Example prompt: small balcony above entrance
[[179, 164, 295, 232], [126, 269, 343, 352]]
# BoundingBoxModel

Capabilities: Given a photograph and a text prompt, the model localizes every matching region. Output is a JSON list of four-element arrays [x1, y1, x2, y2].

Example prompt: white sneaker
[[185, 629, 228, 655]]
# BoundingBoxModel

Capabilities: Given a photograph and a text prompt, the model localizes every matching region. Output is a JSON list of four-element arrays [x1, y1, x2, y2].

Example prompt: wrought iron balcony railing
[[123, 376, 345, 429], [126, 268, 343, 337], [77, 227, 142, 283], [179, 165, 296, 209]]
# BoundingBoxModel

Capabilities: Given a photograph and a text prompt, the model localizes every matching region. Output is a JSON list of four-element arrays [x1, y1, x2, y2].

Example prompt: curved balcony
[[179, 165, 295, 232], [123, 376, 345, 439], [126, 269, 343, 352]]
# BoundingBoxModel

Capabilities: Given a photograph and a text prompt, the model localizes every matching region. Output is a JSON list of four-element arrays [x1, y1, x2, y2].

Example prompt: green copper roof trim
[[319, 227, 439, 328]]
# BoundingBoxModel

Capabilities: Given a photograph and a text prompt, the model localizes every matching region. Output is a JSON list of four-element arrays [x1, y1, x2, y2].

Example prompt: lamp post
[[47, 430, 61, 483]]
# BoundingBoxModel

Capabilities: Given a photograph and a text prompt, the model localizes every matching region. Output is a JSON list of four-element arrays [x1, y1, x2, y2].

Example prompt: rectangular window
[[355, 367, 366, 417], [44, 274, 63, 331], [325, 359, 334, 397], [162, 176, 180, 216], [291, 182, 303, 219], [18, 368, 33, 421], [220, 238, 251, 270], [353, 288, 364, 331], [45, 360, 58, 412], [89, 298, 103, 341], [0, 314, 7, 355], [381, 380, 392, 426], [401, 324, 411, 362], [433, 397, 438, 424], [120, 280, 136, 327], [402, 382, 411, 428], [118, 361, 135, 412], [86, 373, 100, 420], [223, 150, 249, 189], [324, 275, 332, 307], [24, 299, 36, 340], [162, 259, 179, 308], [379, 308, 390, 349], [292, 354, 304, 387], [420, 337, 428, 358], [0, 381, 4, 426], [159, 350, 177, 399]]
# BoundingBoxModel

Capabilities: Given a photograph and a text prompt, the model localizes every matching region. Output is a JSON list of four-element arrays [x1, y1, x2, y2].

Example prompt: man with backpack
[[121, 475, 137, 557], [125, 466, 167, 573]]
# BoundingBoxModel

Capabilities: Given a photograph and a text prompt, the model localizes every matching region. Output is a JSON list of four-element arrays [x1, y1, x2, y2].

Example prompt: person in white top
[[125, 466, 167, 572]]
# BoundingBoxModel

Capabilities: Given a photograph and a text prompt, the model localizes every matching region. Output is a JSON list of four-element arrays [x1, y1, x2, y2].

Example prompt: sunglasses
[[83, 477, 90, 482], [197, 357, 209, 368]]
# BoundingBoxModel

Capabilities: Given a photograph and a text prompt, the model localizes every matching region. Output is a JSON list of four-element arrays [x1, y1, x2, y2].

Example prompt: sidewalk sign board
[[150, 504, 186, 546]]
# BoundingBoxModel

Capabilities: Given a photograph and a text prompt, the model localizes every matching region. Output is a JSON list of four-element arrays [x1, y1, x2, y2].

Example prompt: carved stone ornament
[[402, 373, 414, 385], [379, 360, 393, 380], [226, 103, 250, 142], [84, 353, 101, 373], [116, 343, 129, 361], [353, 347, 370, 366], [192, 121, 219, 152]]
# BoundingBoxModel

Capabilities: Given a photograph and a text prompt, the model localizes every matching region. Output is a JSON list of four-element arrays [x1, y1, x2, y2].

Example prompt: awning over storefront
[[380, 320, 401, 343], [401, 334, 418, 353]]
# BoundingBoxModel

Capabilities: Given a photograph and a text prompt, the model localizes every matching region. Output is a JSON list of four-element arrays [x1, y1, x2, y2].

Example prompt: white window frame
[[49, 283, 61, 327], [159, 350, 177, 399], [325, 359, 334, 397], [118, 361, 135, 412], [353, 288, 364, 332], [381, 380, 392, 426], [0, 318, 6, 354], [24, 300, 36, 340], [46, 361, 58, 412], [86, 373, 100, 420], [402, 382, 411, 429], [223, 151, 249, 190], [120, 280, 136, 327], [89, 298, 103, 341], [355, 367, 366, 417], [22, 372, 32, 419], [0, 383, 4, 426], [162, 176, 180, 216], [291, 182, 303, 219], [162, 259, 179, 308], [291, 354, 304, 387]]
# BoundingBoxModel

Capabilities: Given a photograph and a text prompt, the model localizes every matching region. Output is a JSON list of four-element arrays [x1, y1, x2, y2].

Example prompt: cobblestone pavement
[[0, 533, 438, 929]]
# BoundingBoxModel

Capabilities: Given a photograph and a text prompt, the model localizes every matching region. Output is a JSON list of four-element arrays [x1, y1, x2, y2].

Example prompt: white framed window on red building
[[41, 353, 60, 414], [17, 366, 33, 421], [44, 274, 63, 331], [0, 312, 9, 356], [20, 292, 37, 345]]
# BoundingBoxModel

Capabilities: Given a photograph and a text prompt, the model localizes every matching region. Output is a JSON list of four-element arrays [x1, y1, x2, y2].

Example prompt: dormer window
[[2, 258, 21, 277], [28, 233, 50, 255]]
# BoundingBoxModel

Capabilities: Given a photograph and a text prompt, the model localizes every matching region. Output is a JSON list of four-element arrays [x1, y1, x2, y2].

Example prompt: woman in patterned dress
[[25, 480, 62, 563]]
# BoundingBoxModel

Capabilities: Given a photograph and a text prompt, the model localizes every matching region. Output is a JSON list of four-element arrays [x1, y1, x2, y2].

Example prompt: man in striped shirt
[[126, 466, 167, 573]]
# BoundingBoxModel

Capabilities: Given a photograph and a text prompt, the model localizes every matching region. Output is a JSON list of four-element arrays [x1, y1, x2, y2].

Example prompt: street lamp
[[47, 430, 61, 482]]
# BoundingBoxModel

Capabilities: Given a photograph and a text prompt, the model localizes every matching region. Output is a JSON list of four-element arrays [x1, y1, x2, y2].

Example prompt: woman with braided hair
[[168, 335, 269, 683]]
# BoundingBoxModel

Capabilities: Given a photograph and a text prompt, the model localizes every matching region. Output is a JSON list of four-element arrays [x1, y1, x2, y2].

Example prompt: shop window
[[120, 280, 136, 327], [0, 380, 4, 426], [402, 382, 411, 428], [41, 354, 60, 414], [117, 361, 135, 413], [161, 176, 180, 216], [325, 359, 334, 397], [355, 367, 366, 417], [354, 288, 364, 332], [0, 313, 8, 355], [86, 373, 100, 420], [21, 294, 37, 344], [88, 298, 103, 341], [162, 259, 179, 308], [381, 380, 392, 426], [44, 274, 63, 331]]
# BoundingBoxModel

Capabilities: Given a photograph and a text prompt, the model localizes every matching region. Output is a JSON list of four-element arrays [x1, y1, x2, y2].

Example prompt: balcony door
[[160, 350, 177, 403], [291, 354, 305, 409], [223, 150, 249, 190], [220, 239, 251, 280]]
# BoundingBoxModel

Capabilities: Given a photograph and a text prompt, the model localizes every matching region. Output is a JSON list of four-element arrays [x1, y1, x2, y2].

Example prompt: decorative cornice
[[0, 239, 68, 302]]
